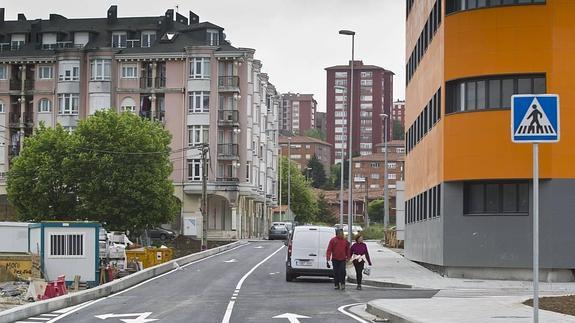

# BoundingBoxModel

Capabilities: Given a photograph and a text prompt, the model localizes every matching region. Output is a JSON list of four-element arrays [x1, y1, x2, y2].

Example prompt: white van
[[286, 225, 335, 281]]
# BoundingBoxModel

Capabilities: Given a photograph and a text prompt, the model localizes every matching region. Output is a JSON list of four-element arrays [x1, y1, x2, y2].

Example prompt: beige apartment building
[[278, 136, 332, 176], [0, 6, 280, 240]]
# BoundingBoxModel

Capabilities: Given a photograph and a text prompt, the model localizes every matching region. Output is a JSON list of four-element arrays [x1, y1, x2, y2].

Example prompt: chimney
[[189, 11, 199, 25], [107, 5, 117, 23], [49, 14, 66, 21], [165, 9, 174, 23], [176, 12, 188, 25], [0, 8, 4, 23], [17, 13, 26, 21]]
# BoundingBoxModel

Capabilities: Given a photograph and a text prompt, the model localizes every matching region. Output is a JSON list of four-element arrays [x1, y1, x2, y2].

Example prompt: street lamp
[[334, 85, 347, 227], [288, 137, 292, 223], [339, 29, 355, 242], [380, 113, 389, 229]]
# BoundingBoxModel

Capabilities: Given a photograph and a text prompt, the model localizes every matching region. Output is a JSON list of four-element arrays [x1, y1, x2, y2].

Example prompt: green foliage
[[368, 199, 385, 223], [361, 224, 385, 240], [316, 193, 336, 225], [306, 155, 326, 188], [393, 120, 405, 140], [280, 156, 318, 223], [7, 110, 179, 234], [303, 128, 326, 141]]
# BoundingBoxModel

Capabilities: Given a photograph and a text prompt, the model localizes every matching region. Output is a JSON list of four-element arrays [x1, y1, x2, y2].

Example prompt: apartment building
[[376, 140, 406, 155], [0, 6, 280, 240], [279, 93, 317, 135], [325, 61, 394, 163], [278, 135, 332, 176], [405, 0, 575, 280], [392, 100, 405, 128], [314, 111, 327, 134]]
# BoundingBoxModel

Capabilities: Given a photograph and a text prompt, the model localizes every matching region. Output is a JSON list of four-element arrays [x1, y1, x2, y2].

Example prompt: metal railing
[[216, 177, 239, 183], [140, 77, 153, 88], [218, 110, 239, 124], [126, 40, 141, 48], [140, 77, 166, 89], [8, 112, 20, 126], [217, 144, 239, 158], [218, 76, 239, 88], [9, 79, 34, 91], [155, 76, 166, 88], [23, 112, 34, 125]]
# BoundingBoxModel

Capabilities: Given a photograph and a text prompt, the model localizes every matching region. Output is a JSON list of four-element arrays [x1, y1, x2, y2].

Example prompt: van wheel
[[286, 270, 294, 282]]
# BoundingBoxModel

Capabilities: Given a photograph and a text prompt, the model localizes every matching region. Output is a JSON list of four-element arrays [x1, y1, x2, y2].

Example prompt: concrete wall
[[405, 217, 443, 265]]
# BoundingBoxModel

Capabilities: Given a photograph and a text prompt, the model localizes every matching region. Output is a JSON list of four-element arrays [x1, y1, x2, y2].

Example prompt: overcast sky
[[2, 0, 405, 112]]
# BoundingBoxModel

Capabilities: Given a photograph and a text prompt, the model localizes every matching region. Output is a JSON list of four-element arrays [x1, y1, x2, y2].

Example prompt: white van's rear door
[[291, 227, 320, 270], [318, 228, 335, 270]]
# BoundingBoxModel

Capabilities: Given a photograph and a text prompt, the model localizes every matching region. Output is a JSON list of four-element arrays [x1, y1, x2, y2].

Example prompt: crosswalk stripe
[[28, 318, 51, 321], [41, 314, 59, 317]]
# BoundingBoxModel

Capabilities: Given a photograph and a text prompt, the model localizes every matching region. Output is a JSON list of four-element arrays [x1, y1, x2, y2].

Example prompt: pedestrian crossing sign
[[512, 94, 559, 143]]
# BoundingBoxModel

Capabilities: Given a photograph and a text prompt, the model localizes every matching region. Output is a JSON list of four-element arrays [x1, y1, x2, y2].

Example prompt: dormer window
[[74, 32, 89, 47], [161, 32, 178, 42], [207, 30, 219, 46], [112, 32, 127, 48], [42, 33, 57, 49], [11, 34, 25, 50], [141, 31, 156, 48]]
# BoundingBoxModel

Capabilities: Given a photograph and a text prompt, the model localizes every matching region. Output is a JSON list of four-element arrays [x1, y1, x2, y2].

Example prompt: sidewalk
[[352, 241, 575, 322]]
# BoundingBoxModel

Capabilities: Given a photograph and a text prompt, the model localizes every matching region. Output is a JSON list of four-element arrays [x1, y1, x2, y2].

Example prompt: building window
[[189, 58, 211, 79], [406, 88, 441, 154], [370, 162, 380, 168], [58, 93, 79, 115], [120, 97, 136, 112], [38, 99, 52, 112], [207, 30, 219, 46], [446, 74, 546, 114], [464, 181, 529, 215], [49, 234, 84, 257], [121, 64, 138, 79], [38, 66, 53, 79], [388, 173, 397, 180], [361, 71, 372, 78], [0, 100, 4, 113], [91, 59, 111, 81], [335, 72, 348, 78], [141, 31, 156, 48], [188, 91, 210, 113], [388, 162, 397, 169], [59, 61, 80, 81], [447, 0, 545, 14], [187, 159, 202, 181], [371, 173, 380, 179], [112, 32, 127, 48], [188, 125, 209, 146], [0, 65, 6, 80], [406, 0, 442, 84]]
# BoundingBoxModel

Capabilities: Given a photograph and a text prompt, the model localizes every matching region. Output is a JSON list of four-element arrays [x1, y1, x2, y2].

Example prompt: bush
[[360, 224, 385, 240]]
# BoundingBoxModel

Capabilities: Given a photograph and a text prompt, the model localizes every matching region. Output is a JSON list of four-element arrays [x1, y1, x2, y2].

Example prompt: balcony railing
[[0, 43, 10, 52], [126, 39, 141, 48], [38, 42, 83, 50], [8, 112, 20, 127], [155, 76, 166, 88], [23, 112, 34, 125], [217, 144, 239, 159], [216, 177, 239, 183], [9, 79, 34, 91], [140, 77, 153, 89], [0, 43, 24, 51], [218, 76, 240, 91], [218, 110, 239, 125], [140, 77, 166, 89]]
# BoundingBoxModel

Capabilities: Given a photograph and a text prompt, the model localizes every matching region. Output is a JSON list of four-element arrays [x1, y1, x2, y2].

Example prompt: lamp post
[[380, 113, 389, 229], [339, 29, 355, 242], [288, 137, 292, 223], [334, 85, 347, 227]]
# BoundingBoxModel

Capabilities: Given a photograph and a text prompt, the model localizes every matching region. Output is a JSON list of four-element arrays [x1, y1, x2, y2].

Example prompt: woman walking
[[349, 235, 372, 290]]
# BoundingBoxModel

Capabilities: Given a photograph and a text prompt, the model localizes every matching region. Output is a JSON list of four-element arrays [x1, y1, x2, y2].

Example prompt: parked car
[[285, 225, 335, 282], [272, 222, 294, 234], [147, 227, 176, 241], [341, 225, 363, 238], [269, 224, 289, 240]]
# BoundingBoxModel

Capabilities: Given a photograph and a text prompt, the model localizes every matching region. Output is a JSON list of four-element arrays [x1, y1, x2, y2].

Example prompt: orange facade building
[[405, 0, 575, 280]]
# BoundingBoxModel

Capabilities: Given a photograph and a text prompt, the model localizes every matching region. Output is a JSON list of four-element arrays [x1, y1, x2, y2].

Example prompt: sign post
[[512, 94, 560, 323]]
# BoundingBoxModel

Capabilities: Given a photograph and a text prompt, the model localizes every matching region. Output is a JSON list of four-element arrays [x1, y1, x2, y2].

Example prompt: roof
[[325, 61, 395, 74], [352, 152, 405, 162], [279, 135, 332, 147]]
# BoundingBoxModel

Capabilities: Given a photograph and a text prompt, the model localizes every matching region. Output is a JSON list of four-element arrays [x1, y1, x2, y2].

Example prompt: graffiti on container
[[2, 261, 33, 276]]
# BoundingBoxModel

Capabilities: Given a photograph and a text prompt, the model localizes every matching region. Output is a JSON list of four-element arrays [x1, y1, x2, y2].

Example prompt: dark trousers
[[353, 261, 365, 286], [332, 260, 346, 286]]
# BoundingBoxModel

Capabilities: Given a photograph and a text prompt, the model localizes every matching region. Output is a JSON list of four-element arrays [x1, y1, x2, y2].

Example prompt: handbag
[[363, 266, 371, 276]]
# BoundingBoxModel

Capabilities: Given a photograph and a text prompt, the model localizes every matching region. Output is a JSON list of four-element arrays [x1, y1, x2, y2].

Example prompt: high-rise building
[[314, 111, 327, 135], [392, 100, 405, 127], [405, 0, 575, 279], [0, 7, 280, 240], [325, 61, 394, 163], [279, 93, 317, 135]]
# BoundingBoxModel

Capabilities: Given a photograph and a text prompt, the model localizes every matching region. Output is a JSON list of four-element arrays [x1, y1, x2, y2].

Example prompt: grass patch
[[524, 295, 575, 316], [360, 224, 385, 240]]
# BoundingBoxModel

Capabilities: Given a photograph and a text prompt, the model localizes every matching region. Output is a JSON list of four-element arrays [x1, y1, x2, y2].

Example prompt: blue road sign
[[512, 94, 560, 143]]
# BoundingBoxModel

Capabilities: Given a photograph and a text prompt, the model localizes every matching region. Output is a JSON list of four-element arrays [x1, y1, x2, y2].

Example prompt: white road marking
[[337, 303, 371, 323], [224, 259, 238, 263], [41, 314, 59, 317], [272, 312, 310, 322], [28, 318, 50, 321], [221, 245, 285, 323], [254, 246, 264, 249], [46, 243, 249, 323], [95, 312, 157, 322]]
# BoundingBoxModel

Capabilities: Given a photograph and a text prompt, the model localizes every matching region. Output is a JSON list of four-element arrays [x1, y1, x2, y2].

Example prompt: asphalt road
[[19, 241, 423, 323]]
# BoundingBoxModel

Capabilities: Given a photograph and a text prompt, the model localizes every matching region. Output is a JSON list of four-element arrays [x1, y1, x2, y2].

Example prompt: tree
[[7, 110, 179, 234], [305, 155, 326, 188], [316, 193, 336, 225], [280, 156, 318, 223], [7, 124, 80, 221], [393, 120, 405, 140], [304, 128, 326, 141], [368, 199, 385, 223]]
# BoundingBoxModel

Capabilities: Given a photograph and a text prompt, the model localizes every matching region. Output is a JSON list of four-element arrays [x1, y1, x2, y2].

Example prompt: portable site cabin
[[0, 222, 30, 253], [29, 222, 100, 287]]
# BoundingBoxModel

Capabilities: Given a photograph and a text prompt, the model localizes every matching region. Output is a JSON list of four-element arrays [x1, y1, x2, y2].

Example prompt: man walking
[[326, 228, 350, 290]]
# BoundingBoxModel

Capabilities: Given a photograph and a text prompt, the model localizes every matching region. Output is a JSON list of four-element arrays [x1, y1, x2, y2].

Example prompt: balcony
[[140, 77, 166, 89], [217, 144, 239, 160], [216, 177, 239, 183], [155, 76, 166, 88], [218, 76, 240, 92], [10, 79, 35, 92], [218, 110, 239, 126], [0, 43, 24, 51], [126, 39, 141, 48], [140, 77, 153, 89], [23, 112, 34, 126]]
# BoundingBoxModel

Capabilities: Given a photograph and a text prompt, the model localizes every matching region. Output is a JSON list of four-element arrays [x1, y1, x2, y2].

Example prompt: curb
[[366, 302, 415, 323], [0, 240, 247, 323], [347, 277, 412, 289]]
